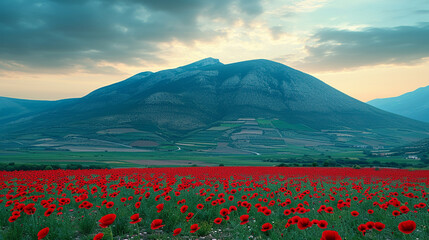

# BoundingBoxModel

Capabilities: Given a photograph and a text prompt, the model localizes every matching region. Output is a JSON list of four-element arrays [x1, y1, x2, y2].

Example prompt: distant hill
[[0, 97, 76, 124], [0, 97, 53, 121], [1, 58, 428, 153], [367, 85, 429, 123]]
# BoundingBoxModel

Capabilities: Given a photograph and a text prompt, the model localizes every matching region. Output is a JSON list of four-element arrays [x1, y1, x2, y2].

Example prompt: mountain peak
[[180, 57, 222, 70]]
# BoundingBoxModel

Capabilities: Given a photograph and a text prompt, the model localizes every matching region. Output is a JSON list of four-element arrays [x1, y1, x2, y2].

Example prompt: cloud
[[0, 0, 263, 74], [298, 23, 429, 71], [415, 10, 429, 14], [238, 0, 263, 16], [269, 26, 288, 40]]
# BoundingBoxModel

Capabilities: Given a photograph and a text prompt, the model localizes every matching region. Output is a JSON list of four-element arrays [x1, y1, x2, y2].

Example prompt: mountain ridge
[[367, 85, 429, 123], [1, 58, 428, 153]]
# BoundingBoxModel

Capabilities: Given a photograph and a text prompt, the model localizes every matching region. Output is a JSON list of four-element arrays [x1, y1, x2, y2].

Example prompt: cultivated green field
[[0, 148, 426, 171]]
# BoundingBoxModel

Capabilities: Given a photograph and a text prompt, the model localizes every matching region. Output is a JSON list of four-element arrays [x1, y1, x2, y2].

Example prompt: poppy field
[[0, 167, 428, 240]]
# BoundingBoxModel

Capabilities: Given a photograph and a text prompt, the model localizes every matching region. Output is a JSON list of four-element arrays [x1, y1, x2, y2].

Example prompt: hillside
[[367, 85, 429, 122], [0, 97, 57, 122]]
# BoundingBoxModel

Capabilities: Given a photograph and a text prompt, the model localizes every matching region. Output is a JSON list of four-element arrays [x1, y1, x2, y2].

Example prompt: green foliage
[[77, 214, 98, 235], [102, 227, 114, 240], [352, 164, 361, 169], [44, 165, 53, 170], [196, 221, 212, 237], [0, 162, 110, 171], [111, 216, 131, 236], [1, 223, 24, 240]]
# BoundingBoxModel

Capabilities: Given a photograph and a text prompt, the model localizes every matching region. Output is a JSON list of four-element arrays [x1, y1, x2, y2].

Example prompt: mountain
[[0, 97, 75, 123], [1, 58, 429, 153], [367, 85, 429, 123], [0, 97, 51, 121]]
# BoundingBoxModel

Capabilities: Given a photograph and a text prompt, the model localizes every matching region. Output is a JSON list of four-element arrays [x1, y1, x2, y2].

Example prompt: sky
[[1, 0, 429, 102]]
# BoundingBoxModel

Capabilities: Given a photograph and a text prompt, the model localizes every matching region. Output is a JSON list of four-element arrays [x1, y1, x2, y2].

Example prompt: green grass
[[257, 119, 314, 131], [272, 120, 314, 131], [256, 119, 273, 128]]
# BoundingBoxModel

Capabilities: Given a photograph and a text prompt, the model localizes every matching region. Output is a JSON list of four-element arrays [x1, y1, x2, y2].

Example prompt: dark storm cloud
[[0, 0, 263, 73], [300, 23, 429, 71]]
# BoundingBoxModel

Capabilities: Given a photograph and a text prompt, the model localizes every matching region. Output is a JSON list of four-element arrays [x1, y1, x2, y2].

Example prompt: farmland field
[[0, 167, 427, 240]]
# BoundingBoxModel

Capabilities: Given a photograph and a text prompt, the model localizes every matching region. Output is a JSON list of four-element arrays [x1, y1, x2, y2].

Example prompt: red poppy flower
[[229, 206, 237, 212], [180, 205, 188, 213], [261, 223, 272, 232], [374, 222, 385, 231], [220, 208, 229, 216], [196, 204, 204, 209], [135, 202, 141, 209], [392, 210, 401, 216], [106, 201, 114, 209], [358, 224, 367, 232], [240, 214, 250, 225], [351, 211, 359, 217], [186, 212, 194, 221], [44, 209, 54, 217], [367, 209, 374, 214], [263, 209, 272, 216], [291, 215, 301, 224], [325, 207, 334, 213], [24, 203, 36, 215], [190, 224, 200, 233], [297, 218, 313, 230], [99, 214, 116, 228], [130, 213, 142, 224], [37, 227, 49, 240], [320, 230, 342, 240], [318, 220, 328, 229], [214, 217, 222, 224], [151, 219, 165, 230], [173, 228, 181, 236], [366, 221, 374, 229], [398, 220, 416, 234], [400, 205, 409, 213], [8, 215, 19, 223], [93, 233, 104, 240], [156, 203, 164, 213]]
